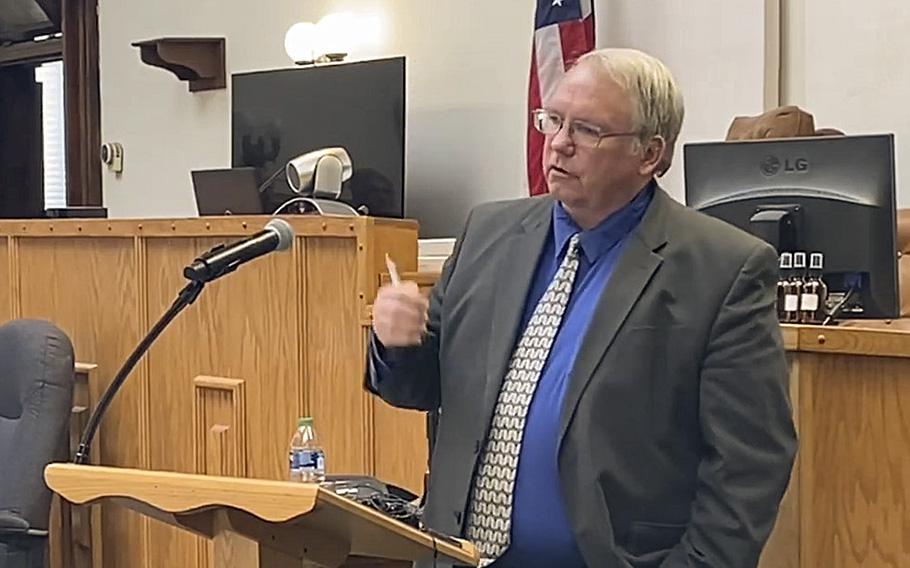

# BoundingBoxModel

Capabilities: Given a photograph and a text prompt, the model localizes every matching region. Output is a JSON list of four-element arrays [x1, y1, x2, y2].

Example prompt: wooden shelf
[[131, 37, 225, 92]]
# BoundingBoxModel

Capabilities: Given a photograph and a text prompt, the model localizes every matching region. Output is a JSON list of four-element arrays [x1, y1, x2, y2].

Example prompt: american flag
[[528, 0, 596, 196]]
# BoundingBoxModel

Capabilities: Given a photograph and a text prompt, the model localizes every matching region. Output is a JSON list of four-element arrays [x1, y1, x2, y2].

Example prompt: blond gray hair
[[575, 48, 685, 173]]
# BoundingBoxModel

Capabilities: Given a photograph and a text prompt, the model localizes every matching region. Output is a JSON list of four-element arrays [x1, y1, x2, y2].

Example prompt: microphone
[[184, 218, 295, 283]]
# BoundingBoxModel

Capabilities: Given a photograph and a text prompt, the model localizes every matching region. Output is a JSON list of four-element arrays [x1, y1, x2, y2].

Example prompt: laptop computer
[[191, 167, 264, 216]]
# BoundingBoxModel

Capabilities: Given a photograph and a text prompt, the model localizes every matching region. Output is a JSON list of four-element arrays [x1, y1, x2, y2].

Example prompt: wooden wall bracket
[[131, 37, 225, 92]]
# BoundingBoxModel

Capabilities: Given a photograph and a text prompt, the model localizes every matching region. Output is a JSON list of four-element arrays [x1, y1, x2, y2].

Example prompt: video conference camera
[[280, 147, 360, 216]]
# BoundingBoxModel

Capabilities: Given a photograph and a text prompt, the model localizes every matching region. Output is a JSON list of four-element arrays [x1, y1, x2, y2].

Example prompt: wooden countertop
[[783, 324, 910, 358], [0, 215, 418, 239]]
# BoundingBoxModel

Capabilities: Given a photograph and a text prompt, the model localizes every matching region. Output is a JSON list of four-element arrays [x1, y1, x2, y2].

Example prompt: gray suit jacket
[[367, 187, 797, 568]]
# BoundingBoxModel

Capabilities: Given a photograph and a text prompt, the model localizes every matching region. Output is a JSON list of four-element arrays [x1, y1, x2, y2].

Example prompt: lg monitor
[[684, 134, 899, 320]]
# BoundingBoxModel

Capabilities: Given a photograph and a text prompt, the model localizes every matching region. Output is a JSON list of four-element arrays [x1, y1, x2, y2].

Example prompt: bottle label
[[801, 293, 819, 312], [292, 449, 325, 472], [784, 295, 799, 312]]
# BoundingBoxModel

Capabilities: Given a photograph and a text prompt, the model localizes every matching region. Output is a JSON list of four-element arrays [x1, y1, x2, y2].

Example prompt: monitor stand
[[749, 204, 801, 252]]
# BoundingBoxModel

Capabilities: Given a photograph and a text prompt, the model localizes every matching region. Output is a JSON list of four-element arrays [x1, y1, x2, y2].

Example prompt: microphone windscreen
[[265, 218, 295, 251]]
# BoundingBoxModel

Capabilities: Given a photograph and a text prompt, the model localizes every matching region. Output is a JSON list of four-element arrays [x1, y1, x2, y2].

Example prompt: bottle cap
[[298, 417, 313, 427]]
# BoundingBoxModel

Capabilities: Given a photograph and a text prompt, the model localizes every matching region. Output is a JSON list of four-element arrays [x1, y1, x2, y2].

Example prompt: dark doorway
[[0, 64, 44, 217], [0, 0, 100, 217]]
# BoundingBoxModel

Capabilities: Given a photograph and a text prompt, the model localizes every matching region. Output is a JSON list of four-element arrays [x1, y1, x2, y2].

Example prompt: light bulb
[[316, 12, 356, 60], [284, 22, 317, 64]]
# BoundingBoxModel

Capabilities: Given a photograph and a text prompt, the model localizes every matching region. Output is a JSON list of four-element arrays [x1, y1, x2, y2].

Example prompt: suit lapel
[[482, 199, 553, 419], [557, 188, 673, 446]]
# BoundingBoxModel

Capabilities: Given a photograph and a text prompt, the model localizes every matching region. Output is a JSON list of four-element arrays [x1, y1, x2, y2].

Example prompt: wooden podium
[[45, 464, 478, 568], [0, 216, 431, 566]]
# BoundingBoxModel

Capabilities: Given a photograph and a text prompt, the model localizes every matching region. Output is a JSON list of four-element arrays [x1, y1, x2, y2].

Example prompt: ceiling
[[0, 0, 60, 44]]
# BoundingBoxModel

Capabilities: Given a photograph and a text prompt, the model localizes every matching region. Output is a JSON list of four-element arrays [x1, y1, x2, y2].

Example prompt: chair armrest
[[0, 510, 29, 535]]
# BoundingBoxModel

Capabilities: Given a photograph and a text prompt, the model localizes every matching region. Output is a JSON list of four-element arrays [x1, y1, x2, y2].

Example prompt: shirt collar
[[552, 180, 655, 264]]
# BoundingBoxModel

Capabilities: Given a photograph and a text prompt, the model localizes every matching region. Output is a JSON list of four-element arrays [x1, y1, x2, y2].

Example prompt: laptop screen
[[191, 167, 264, 216]]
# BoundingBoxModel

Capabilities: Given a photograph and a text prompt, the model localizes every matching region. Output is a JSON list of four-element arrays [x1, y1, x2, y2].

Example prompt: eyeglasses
[[531, 109, 639, 148]]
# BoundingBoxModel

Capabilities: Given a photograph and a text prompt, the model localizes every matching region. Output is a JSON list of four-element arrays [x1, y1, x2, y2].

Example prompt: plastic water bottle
[[288, 417, 326, 483]]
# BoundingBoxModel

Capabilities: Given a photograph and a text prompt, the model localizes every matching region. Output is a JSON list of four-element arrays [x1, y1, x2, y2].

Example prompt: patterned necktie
[[465, 233, 582, 564]]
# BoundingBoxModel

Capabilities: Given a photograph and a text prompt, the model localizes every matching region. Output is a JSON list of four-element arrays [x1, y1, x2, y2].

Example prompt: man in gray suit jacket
[[367, 48, 797, 568]]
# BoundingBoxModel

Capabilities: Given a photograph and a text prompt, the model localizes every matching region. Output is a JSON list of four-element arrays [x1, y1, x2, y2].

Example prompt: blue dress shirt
[[493, 185, 653, 567], [373, 185, 654, 567]]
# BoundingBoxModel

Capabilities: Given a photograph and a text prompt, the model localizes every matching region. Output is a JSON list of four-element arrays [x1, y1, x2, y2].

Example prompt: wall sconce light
[[284, 22, 318, 65], [285, 11, 383, 65], [314, 12, 355, 62]]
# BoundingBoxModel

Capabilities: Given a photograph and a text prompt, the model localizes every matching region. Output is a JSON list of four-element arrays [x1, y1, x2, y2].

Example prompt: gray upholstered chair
[[0, 320, 75, 568]]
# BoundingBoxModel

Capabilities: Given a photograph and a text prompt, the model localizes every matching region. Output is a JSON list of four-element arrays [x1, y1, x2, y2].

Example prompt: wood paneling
[[1, 217, 421, 567], [371, 394, 428, 495], [195, 375, 248, 568], [0, 238, 10, 322], [194, 376, 248, 478], [50, 362, 103, 568], [798, 325, 910, 358], [305, 237, 368, 475], [16, 237, 145, 568], [759, 354, 801, 568], [780, 324, 799, 350], [145, 237, 300, 479], [800, 353, 910, 567], [364, 219, 419, 305], [145, 237, 300, 568], [0, 215, 417, 239], [71, 363, 104, 568]]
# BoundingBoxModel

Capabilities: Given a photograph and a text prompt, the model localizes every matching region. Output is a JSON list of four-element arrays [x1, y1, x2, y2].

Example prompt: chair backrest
[[0, 320, 75, 531]]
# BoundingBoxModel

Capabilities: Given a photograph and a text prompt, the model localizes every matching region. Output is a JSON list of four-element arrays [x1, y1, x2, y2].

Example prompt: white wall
[[100, 0, 534, 236], [599, 0, 770, 203], [99, 0, 232, 218], [783, 0, 910, 206], [99, 0, 769, 235]]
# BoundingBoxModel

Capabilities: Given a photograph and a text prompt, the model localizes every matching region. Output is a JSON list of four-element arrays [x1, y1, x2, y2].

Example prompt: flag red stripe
[[558, 19, 594, 68]]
